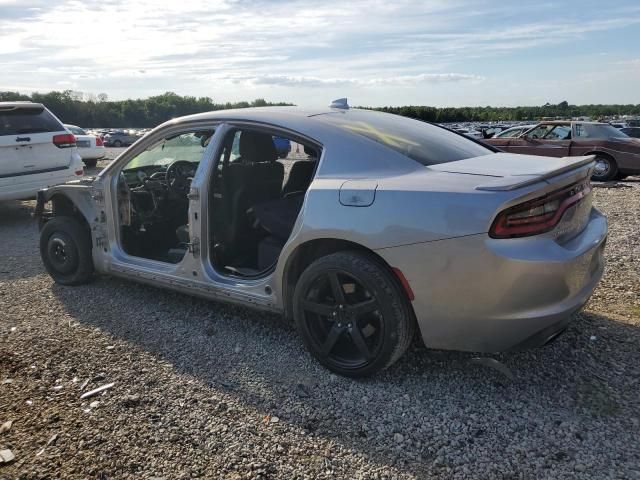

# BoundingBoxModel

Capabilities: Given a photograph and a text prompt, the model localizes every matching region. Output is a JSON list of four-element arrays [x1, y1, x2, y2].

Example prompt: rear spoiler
[[476, 155, 595, 191]]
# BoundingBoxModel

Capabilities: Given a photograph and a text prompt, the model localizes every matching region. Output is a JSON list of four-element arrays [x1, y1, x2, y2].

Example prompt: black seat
[[282, 160, 315, 196], [218, 131, 284, 247]]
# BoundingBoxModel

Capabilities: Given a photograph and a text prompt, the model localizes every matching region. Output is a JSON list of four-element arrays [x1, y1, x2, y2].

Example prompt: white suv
[[0, 102, 84, 201]]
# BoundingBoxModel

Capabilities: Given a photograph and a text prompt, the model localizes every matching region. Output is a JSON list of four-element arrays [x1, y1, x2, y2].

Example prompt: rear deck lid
[[429, 153, 595, 191]]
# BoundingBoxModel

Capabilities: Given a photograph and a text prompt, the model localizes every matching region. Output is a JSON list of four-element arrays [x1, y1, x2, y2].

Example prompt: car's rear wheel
[[40, 217, 94, 285], [293, 251, 415, 377], [591, 155, 618, 182], [83, 159, 98, 168], [113, 140, 122, 147]]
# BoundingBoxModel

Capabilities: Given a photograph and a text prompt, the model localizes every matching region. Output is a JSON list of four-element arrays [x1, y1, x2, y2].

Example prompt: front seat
[[219, 131, 284, 248]]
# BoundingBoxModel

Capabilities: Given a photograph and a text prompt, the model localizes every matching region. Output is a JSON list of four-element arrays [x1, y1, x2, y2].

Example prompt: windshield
[[123, 131, 212, 170], [316, 110, 492, 166]]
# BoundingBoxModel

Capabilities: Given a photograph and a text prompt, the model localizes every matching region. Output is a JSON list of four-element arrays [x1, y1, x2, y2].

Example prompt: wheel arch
[[281, 238, 415, 320], [37, 188, 95, 238], [583, 150, 615, 162]]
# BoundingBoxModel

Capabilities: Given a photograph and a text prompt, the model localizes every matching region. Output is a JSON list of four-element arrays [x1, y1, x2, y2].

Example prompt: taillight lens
[[95, 136, 104, 146], [53, 133, 76, 148], [490, 181, 591, 239]]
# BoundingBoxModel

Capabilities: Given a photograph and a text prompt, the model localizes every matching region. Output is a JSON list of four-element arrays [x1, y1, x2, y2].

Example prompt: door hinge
[[187, 188, 199, 201], [91, 189, 104, 202], [93, 227, 107, 247], [187, 236, 200, 255]]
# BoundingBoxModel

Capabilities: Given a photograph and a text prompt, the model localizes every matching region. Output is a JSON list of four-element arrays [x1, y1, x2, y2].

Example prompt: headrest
[[239, 131, 277, 163]]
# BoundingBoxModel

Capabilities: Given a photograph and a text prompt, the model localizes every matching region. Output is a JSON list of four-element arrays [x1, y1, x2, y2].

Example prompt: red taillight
[[95, 136, 104, 146], [392, 267, 415, 301], [74, 169, 84, 176], [489, 181, 591, 239], [53, 133, 76, 148]]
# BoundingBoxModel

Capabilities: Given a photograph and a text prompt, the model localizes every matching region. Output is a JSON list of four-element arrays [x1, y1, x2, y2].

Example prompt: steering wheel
[[165, 160, 194, 196]]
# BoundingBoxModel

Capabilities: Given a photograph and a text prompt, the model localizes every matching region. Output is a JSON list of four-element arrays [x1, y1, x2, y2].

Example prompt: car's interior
[[117, 127, 320, 277], [208, 128, 320, 276], [117, 130, 211, 263]]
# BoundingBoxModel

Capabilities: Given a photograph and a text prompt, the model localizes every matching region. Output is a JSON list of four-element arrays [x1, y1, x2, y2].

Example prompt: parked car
[[103, 130, 139, 147], [490, 124, 537, 139], [0, 102, 84, 201], [273, 136, 292, 158], [485, 121, 640, 181], [35, 104, 607, 377], [620, 127, 640, 139], [609, 122, 629, 129], [64, 124, 106, 168], [452, 127, 483, 139]]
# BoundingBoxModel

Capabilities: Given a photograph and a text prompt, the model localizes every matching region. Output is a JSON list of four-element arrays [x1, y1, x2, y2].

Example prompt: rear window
[[316, 109, 492, 166], [583, 123, 629, 139], [0, 106, 63, 136]]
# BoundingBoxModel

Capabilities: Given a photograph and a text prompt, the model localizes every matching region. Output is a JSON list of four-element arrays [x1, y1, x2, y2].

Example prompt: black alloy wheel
[[294, 251, 415, 377]]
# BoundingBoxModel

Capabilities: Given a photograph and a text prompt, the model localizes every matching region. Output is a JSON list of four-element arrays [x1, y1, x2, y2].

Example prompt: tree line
[[371, 101, 640, 123], [0, 90, 292, 127], [1, 90, 638, 126]]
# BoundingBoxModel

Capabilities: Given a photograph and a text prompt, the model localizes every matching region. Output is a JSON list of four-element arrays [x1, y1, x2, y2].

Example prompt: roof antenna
[[330, 98, 349, 109]]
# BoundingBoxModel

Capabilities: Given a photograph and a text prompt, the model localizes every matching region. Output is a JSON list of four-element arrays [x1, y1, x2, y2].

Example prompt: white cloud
[[0, 0, 638, 105], [245, 73, 484, 88]]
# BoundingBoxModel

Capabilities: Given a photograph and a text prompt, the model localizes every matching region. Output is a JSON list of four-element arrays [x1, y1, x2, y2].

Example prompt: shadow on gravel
[[50, 275, 640, 477], [0, 200, 44, 281]]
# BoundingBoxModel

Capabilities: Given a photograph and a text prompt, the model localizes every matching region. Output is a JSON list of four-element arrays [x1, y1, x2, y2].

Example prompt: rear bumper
[[376, 208, 607, 353], [79, 146, 106, 160]]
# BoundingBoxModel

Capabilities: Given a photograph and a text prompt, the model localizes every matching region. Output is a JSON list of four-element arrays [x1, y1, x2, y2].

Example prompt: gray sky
[[1, 0, 639, 106]]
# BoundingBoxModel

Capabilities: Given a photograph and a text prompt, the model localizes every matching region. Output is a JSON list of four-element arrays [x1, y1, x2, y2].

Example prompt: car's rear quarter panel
[[377, 207, 607, 352]]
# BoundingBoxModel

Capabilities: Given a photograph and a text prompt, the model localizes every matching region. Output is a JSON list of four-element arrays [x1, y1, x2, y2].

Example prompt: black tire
[[293, 251, 416, 377], [83, 159, 98, 168], [615, 173, 628, 181], [591, 155, 618, 182], [40, 216, 94, 285], [113, 140, 122, 147]]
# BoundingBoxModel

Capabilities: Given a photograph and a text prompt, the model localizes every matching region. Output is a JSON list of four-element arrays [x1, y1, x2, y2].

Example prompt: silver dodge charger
[[35, 101, 607, 377]]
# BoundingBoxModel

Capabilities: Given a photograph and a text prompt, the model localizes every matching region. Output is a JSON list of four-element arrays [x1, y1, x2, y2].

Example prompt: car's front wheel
[[293, 251, 415, 377], [40, 217, 94, 285], [113, 140, 122, 147], [591, 155, 618, 182]]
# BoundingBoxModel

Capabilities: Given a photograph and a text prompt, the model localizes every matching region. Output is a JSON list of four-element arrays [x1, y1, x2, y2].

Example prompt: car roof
[[0, 101, 45, 110], [157, 106, 373, 143]]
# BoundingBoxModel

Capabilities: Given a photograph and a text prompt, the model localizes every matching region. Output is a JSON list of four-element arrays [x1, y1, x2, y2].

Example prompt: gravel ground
[[1, 153, 639, 478]]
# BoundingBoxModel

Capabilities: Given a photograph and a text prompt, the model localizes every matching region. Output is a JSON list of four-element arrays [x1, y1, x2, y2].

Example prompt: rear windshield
[[0, 107, 63, 136], [576, 123, 627, 138], [316, 109, 492, 166], [583, 123, 629, 139]]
